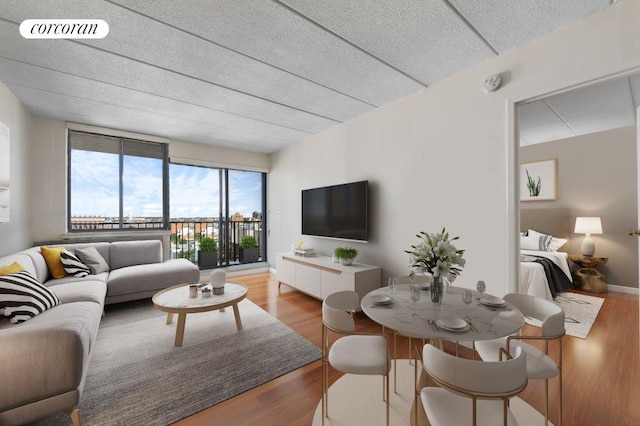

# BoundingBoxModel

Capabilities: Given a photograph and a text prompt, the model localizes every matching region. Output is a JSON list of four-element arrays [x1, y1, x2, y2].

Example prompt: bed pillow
[[41, 246, 68, 279], [74, 246, 110, 275], [60, 250, 90, 277], [0, 269, 60, 323], [521, 234, 547, 251], [528, 229, 568, 251]]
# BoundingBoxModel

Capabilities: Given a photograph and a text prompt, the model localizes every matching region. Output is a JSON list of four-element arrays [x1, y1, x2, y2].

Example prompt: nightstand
[[568, 254, 608, 294]]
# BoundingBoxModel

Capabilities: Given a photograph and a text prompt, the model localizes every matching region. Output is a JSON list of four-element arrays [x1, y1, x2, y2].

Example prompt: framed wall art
[[520, 159, 557, 202]]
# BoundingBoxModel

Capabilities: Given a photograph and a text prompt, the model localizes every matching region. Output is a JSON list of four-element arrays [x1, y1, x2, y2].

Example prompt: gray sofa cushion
[[0, 301, 102, 412], [107, 259, 199, 297], [49, 281, 107, 306], [109, 240, 163, 270], [45, 271, 109, 286]]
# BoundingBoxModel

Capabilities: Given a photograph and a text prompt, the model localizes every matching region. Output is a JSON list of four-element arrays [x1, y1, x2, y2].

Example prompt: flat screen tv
[[302, 180, 369, 242]]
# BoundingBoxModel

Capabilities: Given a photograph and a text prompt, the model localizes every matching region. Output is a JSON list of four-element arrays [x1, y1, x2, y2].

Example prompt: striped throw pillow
[[0, 270, 60, 323], [60, 250, 90, 277]]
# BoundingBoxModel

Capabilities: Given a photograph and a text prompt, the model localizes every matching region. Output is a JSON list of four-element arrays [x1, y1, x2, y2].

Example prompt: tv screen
[[302, 180, 369, 242]]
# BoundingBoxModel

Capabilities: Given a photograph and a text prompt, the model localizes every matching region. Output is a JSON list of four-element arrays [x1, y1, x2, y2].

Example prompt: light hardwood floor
[[175, 273, 640, 426]]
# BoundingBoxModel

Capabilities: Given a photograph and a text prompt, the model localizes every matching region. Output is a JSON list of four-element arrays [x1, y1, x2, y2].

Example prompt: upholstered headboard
[[520, 208, 571, 239]]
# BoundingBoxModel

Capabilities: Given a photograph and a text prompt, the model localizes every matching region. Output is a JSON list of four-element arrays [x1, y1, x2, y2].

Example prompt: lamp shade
[[574, 217, 602, 235]]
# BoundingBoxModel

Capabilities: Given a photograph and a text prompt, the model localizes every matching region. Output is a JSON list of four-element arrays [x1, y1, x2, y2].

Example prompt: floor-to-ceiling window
[[169, 163, 266, 268]]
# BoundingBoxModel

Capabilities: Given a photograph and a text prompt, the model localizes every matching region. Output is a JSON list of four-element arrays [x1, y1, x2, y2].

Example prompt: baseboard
[[269, 267, 277, 274], [608, 283, 640, 295]]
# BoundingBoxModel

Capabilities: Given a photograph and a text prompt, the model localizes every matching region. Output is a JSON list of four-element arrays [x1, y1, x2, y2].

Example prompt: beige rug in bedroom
[[525, 291, 604, 339]]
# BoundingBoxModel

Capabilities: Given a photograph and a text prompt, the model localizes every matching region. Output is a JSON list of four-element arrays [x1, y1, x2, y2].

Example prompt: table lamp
[[574, 217, 602, 256]]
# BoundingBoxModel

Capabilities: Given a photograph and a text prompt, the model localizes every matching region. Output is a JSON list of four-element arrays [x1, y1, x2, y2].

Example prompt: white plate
[[370, 295, 392, 305], [436, 319, 470, 332], [437, 317, 468, 330], [480, 296, 506, 307]]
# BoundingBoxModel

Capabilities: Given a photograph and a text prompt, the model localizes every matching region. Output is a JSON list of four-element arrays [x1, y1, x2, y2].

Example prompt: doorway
[[514, 71, 640, 294]]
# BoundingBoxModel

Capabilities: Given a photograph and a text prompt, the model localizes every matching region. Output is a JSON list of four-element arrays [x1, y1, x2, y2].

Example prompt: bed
[[520, 208, 574, 300]]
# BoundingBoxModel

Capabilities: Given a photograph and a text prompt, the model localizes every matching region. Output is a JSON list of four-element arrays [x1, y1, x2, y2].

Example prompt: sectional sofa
[[0, 240, 200, 426]]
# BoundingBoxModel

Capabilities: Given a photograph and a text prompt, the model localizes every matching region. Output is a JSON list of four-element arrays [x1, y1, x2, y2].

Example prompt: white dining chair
[[321, 290, 391, 425], [416, 343, 528, 426], [474, 293, 565, 426]]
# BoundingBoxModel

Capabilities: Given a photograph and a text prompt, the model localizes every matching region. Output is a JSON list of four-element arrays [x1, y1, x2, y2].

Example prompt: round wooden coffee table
[[152, 282, 248, 347]]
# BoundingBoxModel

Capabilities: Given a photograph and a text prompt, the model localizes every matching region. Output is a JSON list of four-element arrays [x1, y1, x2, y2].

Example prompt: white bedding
[[520, 250, 572, 301]]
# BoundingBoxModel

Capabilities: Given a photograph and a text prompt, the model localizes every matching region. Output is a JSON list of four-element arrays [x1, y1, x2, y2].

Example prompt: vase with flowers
[[405, 228, 465, 303]]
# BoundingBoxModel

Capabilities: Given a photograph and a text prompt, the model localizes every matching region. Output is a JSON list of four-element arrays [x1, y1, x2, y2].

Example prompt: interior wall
[[520, 126, 638, 288], [268, 1, 640, 296], [0, 81, 32, 256]]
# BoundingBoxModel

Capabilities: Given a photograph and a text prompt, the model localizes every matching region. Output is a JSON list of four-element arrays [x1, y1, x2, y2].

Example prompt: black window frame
[[67, 129, 170, 232]]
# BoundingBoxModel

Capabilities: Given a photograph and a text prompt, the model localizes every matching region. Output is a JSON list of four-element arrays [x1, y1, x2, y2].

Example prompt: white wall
[[0, 82, 33, 255], [268, 1, 640, 295]]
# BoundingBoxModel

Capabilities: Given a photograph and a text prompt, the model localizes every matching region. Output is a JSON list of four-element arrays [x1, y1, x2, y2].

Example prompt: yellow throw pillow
[[0, 262, 25, 276], [41, 246, 68, 279]]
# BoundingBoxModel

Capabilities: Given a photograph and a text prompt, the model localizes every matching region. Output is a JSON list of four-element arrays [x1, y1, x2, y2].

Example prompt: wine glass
[[408, 270, 416, 285], [388, 277, 397, 300], [476, 280, 486, 300], [410, 285, 421, 317], [462, 290, 473, 318]]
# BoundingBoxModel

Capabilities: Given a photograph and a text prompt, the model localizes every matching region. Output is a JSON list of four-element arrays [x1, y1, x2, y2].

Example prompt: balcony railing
[[170, 219, 263, 268]]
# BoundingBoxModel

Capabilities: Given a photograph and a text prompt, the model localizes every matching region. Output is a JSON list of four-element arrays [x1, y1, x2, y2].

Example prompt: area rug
[[30, 298, 321, 426], [524, 291, 604, 339], [312, 359, 551, 426]]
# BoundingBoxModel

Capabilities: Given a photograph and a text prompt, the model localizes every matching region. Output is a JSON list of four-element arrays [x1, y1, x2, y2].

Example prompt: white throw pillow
[[528, 229, 568, 251], [521, 234, 546, 250]]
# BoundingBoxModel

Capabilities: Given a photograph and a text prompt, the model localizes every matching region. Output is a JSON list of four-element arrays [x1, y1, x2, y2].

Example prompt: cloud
[[70, 153, 262, 219]]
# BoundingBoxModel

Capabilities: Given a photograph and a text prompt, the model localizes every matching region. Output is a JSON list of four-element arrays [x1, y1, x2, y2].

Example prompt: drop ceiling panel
[[32, 0, 373, 122], [10, 84, 288, 152], [449, 0, 612, 53], [544, 77, 636, 136], [112, 0, 424, 105], [518, 101, 575, 146], [0, 22, 337, 135], [278, 0, 496, 85], [0, 58, 310, 143]]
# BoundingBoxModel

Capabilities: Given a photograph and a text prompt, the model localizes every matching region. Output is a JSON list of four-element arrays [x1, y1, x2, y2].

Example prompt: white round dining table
[[361, 284, 525, 342]]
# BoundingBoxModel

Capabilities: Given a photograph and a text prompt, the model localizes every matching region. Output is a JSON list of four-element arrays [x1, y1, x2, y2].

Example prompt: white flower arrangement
[[406, 228, 465, 279]]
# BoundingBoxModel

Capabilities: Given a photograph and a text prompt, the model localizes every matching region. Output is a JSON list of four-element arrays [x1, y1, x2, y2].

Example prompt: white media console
[[276, 252, 381, 301]]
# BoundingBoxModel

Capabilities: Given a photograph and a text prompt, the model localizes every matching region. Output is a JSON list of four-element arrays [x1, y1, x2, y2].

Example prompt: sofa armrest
[[0, 323, 85, 412]]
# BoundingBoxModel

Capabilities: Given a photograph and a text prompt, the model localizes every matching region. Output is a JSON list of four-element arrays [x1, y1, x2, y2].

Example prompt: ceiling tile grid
[[279, 0, 496, 85], [0, 0, 627, 152], [111, 0, 424, 106], [448, 0, 614, 53]]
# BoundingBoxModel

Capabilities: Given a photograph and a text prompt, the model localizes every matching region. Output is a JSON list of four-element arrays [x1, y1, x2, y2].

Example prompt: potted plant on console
[[334, 247, 358, 266], [198, 237, 218, 269], [239, 235, 260, 263]]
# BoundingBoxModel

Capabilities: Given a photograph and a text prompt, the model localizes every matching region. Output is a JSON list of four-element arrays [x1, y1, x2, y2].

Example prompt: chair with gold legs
[[322, 291, 391, 425], [474, 293, 565, 426], [415, 343, 528, 426]]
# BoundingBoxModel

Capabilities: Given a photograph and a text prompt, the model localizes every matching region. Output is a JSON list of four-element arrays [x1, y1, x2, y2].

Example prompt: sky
[[70, 151, 262, 218]]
